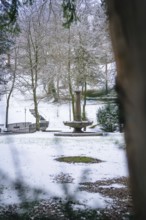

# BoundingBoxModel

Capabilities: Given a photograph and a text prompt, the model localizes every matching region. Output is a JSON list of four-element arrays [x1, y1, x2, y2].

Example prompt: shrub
[[97, 103, 119, 132], [83, 88, 115, 98], [83, 89, 106, 98]]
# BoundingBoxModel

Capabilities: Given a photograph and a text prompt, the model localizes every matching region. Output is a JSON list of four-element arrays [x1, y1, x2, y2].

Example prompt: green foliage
[[97, 103, 119, 132], [0, 0, 34, 30], [0, 1, 19, 29], [0, 0, 34, 56], [56, 156, 102, 163], [83, 89, 107, 98], [62, 0, 79, 28]]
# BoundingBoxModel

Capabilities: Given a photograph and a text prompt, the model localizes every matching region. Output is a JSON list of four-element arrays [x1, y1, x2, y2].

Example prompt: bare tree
[[5, 47, 18, 129], [17, 2, 50, 130]]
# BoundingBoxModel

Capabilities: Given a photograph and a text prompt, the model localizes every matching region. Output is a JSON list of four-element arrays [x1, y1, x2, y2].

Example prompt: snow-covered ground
[[0, 93, 103, 131], [0, 132, 128, 208], [0, 93, 128, 209]]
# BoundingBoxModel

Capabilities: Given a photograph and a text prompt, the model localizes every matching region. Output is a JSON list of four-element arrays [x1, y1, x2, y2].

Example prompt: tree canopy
[[0, 0, 78, 29], [0, 0, 34, 28]]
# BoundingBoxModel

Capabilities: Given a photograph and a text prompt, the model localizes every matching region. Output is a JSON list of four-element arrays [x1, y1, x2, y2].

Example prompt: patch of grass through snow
[[55, 156, 102, 164]]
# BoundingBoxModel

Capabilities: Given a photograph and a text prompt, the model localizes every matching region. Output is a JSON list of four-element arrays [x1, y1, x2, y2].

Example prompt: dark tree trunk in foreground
[[106, 0, 146, 219]]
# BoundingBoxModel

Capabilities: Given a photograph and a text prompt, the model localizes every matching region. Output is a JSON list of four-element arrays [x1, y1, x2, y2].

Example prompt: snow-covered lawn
[[0, 131, 128, 209], [0, 93, 103, 130], [0, 93, 128, 210]]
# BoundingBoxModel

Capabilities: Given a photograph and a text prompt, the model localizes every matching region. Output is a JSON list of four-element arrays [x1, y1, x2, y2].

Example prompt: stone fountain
[[63, 90, 93, 132], [54, 91, 103, 136]]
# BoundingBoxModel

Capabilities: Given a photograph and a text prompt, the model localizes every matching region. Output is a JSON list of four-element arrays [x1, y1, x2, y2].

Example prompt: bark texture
[[106, 0, 146, 219]]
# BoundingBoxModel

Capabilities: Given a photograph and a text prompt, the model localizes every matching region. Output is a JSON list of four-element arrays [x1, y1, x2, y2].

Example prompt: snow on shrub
[[97, 103, 119, 132]]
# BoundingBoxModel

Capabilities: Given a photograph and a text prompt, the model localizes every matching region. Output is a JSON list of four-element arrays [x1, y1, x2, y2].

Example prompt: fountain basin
[[63, 121, 93, 132], [54, 132, 104, 137]]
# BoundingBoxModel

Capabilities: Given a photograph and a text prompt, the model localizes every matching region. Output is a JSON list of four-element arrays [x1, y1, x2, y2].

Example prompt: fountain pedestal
[[75, 90, 81, 121], [63, 91, 93, 132]]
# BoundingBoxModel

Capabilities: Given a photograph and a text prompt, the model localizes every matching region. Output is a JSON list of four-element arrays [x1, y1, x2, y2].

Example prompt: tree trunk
[[106, 0, 146, 218], [49, 81, 58, 102], [82, 81, 87, 120], [105, 62, 108, 95], [5, 52, 16, 129], [27, 25, 40, 131], [68, 28, 75, 120], [5, 97, 9, 129], [82, 81, 87, 131], [69, 81, 75, 120], [56, 75, 60, 101], [33, 88, 40, 131]]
